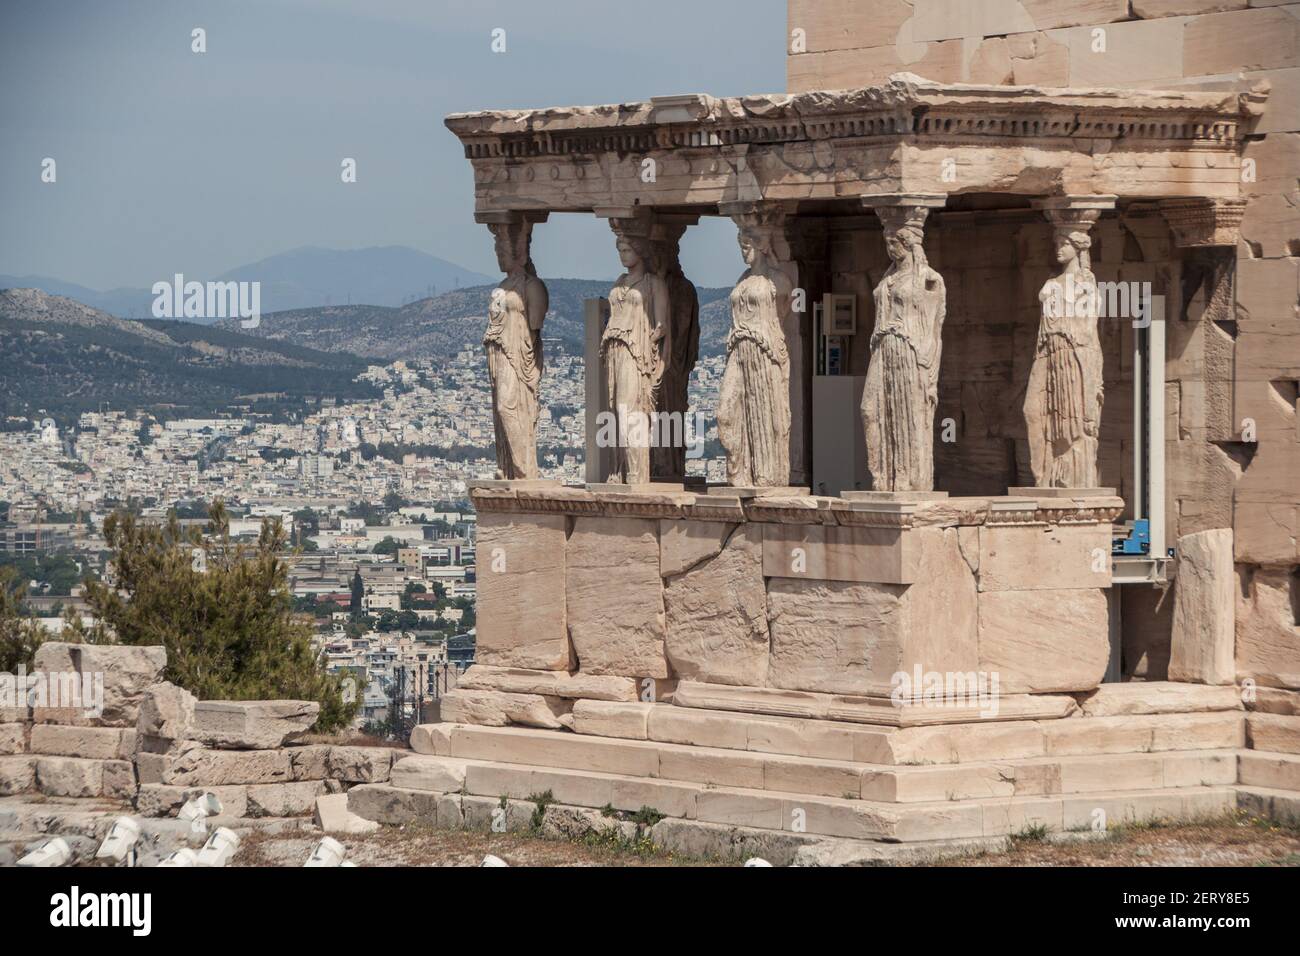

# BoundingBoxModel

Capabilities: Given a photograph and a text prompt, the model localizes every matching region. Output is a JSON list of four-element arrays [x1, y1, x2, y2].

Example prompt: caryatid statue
[[1024, 201, 1110, 488], [483, 217, 549, 480], [650, 218, 699, 483], [717, 213, 794, 487], [861, 198, 947, 492], [602, 220, 670, 485]]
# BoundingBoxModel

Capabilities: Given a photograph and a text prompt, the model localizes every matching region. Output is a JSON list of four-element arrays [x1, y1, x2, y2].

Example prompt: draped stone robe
[[602, 272, 667, 484], [861, 263, 946, 492], [485, 274, 545, 480], [1026, 271, 1104, 487], [718, 269, 791, 487]]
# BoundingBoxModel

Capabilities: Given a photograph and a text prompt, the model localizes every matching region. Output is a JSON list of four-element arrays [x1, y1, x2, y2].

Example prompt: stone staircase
[[346, 683, 1300, 860]]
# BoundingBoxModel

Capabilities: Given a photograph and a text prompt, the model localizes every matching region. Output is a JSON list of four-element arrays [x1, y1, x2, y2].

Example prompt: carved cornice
[[470, 486, 1122, 527], [446, 74, 1252, 159], [1158, 197, 1247, 247]]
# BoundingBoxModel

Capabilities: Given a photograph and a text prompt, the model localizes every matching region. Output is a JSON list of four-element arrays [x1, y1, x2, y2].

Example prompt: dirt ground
[[233, 811, 1300, 867], [947, 813, 1300, 868], [235, 823, 704, 867]]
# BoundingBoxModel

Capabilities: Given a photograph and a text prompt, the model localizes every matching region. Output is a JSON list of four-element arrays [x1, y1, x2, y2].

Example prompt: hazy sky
[[0, 0, 787, 291]]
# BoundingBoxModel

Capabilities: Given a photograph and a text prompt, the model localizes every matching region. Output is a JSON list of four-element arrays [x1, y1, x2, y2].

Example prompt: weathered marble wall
[[472, 485, 1119, 698], [786, 0, 1300, 694]]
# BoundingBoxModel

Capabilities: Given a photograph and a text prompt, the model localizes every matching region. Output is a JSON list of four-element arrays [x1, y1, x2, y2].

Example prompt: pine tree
[[70, 501, 356, 731]]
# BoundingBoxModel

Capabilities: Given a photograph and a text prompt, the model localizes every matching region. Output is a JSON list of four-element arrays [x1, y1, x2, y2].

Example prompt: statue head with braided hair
[[879, 204, 932, 273]]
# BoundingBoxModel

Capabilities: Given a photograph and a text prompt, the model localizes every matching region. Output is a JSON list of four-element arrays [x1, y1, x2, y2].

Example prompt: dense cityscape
[[0, 344, 729, 733]]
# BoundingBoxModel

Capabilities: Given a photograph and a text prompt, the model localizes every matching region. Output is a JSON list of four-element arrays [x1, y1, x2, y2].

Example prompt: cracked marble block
[[475, 511, 572, 671], [766, 527, 978, 697]]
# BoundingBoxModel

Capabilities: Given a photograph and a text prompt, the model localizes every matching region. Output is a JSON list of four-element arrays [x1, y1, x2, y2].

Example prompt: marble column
[[476, 210, 550, 481], [717, 202, 797, 487], [1023, 196, 1116, 489], [596, 209, 671, 485], [860, 194, 948, 493], [719, 200, 804, 487], [649, 214, 700, 483]]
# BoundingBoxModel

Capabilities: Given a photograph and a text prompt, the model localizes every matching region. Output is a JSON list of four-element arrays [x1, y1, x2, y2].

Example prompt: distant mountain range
[[0, 288, 379, 424], [0, 246, 495, 319], [0, 270, 738, 425], [216, 278, 735, 361]]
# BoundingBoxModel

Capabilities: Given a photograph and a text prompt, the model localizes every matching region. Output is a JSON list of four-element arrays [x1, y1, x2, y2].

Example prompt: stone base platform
[[472, 484, 1125, 694], [346, 680, 1300, 854]]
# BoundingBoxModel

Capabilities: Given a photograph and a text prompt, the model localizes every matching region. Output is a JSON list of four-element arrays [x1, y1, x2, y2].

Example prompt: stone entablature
[[445, 74, 1259, 214]]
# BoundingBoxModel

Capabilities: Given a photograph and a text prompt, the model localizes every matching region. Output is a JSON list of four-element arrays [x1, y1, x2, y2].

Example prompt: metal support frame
[[1112, 293, 1172, 585]]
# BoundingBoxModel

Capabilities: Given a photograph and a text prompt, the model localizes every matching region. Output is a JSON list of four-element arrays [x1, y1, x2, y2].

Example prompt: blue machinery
[[1112, 518, 1151, 556]]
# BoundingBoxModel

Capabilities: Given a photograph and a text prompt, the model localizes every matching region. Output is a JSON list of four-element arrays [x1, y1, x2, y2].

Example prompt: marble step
[[376, 754, 1237, 843], [403, 724, 1240, 803], [1238, 750, 1300, 792], [419, 703, 1244, 766], [1246, 713, 1300, 755]]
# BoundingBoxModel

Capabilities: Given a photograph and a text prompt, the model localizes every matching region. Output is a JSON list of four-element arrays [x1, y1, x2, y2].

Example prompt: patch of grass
[[580, 825, 664, 859], [528, 790, 555, 832], [629, 805, 665, 828], [1012, 823, 1049, 842]]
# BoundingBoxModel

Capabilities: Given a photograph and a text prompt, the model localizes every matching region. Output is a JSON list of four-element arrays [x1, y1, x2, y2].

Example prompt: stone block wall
[[0, 642, 401, 820], [473, 485, 1119, 699], [787, 0, 1300, 693]]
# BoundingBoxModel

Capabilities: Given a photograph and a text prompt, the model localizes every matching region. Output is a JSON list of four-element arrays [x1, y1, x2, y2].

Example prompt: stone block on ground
[[0, 756, 35, 795], [245, 780, 327, 817], [325, 746, 396, 784], [346, 783, 440, 826], [1236, 786, 1300, 826], [1169, 529, 1236, 684], [29, 724, 136, 761], [136, 682, 196, 741], [32, 642, 167, 726], [314, 793, 380, 834], [192, 699, 318, 749], [391, 755, 469, 793], [0, 724, 26, 755]]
